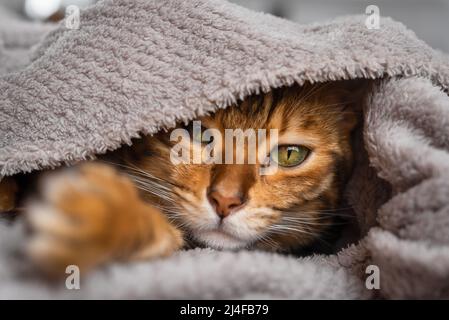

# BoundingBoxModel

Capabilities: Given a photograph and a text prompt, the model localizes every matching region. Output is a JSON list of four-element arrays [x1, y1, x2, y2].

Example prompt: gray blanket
[[1, 0, 449, 299]]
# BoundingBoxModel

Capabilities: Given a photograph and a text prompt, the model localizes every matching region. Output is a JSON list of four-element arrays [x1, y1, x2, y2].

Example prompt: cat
[[0, 81, 365, 276]]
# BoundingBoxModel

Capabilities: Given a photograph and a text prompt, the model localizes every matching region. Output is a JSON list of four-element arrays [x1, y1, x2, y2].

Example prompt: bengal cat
[[0, 81, 365, 276]]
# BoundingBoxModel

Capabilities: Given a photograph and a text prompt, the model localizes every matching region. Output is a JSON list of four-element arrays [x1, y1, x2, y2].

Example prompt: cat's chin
[[194, 230, 250, 250]]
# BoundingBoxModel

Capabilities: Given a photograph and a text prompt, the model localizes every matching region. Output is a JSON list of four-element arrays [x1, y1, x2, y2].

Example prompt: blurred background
[[1, 0, 448, 52], [231, 0, 449, 52]]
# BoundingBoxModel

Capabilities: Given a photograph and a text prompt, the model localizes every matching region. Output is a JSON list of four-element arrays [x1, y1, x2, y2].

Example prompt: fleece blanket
[[1, 0, 449, 299]]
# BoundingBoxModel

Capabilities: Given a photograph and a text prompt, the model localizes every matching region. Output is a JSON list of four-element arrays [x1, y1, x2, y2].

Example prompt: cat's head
[[124, 82, 362, 251]]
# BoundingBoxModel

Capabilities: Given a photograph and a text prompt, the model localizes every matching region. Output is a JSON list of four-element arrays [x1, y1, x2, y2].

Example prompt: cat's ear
[[340, 104, 359, 134], [331, 80, 368, 134]]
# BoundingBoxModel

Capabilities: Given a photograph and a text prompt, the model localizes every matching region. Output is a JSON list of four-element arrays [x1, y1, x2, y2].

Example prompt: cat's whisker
[[276, 210, 355, 219], [152, 205, 185, 216], [167, 218, 191, 230], [268, 225, 317, 237], [132, 185, 173, 200], [126, 173, 174, 194], [267, 225, 334, 250], [132, 181, 172, 197], [102, 160, 180, 190], [127, 173, 172, 192], [256, 235, 278, 250], [281, 219, 350, 228], [279, 215, 331, 221], [279, 218, 334, 227], [276, 213, 354, 221], [273, 205, 354, 212], [133, 182, 173, 198], [280, 212, 352, 220], [133, 184, 174, 202]]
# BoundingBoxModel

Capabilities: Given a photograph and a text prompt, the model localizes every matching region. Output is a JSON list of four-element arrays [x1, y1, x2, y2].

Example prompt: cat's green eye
[[271, 145, 309, 167]]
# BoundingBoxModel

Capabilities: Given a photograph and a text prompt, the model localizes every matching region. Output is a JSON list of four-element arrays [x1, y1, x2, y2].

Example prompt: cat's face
[[124, 83, 359, 251]]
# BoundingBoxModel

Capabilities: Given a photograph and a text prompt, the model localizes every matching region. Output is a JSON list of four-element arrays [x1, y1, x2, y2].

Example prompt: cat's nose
[[207, 190, 246, 219]]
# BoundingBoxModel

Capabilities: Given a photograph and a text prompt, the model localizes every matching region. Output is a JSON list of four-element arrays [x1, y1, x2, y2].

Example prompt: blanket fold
[[1, 0, 449, 299]]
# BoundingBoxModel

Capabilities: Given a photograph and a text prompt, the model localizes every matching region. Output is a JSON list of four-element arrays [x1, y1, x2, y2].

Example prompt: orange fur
[[120, 81, 364, 251], [1, 81, 366, 275]]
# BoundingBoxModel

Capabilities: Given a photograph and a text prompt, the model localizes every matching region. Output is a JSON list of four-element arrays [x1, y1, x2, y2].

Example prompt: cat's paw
[[26, 163, 183, 276]]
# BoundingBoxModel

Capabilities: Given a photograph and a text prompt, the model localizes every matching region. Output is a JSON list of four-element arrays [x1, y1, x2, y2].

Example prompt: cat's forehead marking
[[208, 88, 328, 135], [210, 92, 286, 131]]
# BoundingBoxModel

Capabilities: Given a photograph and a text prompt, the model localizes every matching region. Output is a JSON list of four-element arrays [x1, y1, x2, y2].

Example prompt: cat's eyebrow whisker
[[296, 82, 331, 106]]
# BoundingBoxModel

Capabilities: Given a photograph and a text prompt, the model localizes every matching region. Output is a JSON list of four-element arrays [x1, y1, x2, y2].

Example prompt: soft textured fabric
[[0, 0, 449, 299]]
